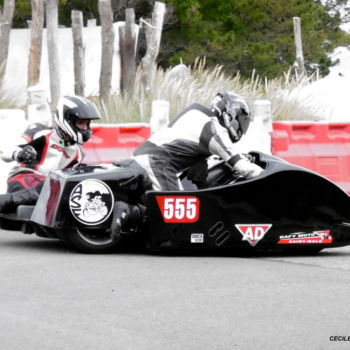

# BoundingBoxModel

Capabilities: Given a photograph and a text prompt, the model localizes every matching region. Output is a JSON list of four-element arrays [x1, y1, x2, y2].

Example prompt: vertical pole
[[293, 17, 305, 77], [0, 0, 15, 86], [87, 19, 96, 27], [98, 0, 115, 105], [119, 7, 136, 94], [28, 0, 44, 87], [140, 1, 166, 95], [46, 0, 61, 109], [71, 10, 85, 96]]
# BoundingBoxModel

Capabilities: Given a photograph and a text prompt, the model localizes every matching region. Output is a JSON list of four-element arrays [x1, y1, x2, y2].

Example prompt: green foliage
[[0, 0, 30, 27], [58, 0, 98, 27], [0, 0, 94, 28], [0, 0, 67, 28], [161, 0, 350, 78], [2, 0, 350, 80]]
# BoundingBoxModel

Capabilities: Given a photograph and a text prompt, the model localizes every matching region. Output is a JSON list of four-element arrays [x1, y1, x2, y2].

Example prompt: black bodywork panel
[[2, 152, 350, 252], [145, 153, 350, 251]]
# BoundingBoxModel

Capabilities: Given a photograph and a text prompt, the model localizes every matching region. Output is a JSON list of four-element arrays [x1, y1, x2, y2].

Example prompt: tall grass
[[0, 58, 320, 122], [94, 59, 320, 124]]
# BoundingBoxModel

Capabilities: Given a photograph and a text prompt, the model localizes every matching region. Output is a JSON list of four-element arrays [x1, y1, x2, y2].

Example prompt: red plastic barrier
[[271, 122, 350, 194], [82, 122, 350, 195], [83, 124, 150, 163]]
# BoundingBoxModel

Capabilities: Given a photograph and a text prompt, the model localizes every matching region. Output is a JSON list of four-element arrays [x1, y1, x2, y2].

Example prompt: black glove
[[13, 145, 37, 163]]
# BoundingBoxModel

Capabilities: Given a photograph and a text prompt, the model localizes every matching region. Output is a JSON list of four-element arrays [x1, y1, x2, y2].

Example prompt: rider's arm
[[207, 119, 263, 179], [0, 123, 50, 163], [207, 118, 243, 162], [0, 146, 23, 162], [0, 133, 29, 162]]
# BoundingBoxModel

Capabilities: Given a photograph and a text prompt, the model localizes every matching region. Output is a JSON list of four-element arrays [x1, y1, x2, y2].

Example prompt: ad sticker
[[69, 179, 114, 225], [235, 224, 272, 246], [156, 196, 200, 223], [191, 233, 204, 243], [278, 230, 333, 244]]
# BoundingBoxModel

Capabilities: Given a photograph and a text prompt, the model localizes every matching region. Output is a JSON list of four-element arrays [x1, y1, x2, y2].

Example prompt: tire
[[57, 227, 122, 253]]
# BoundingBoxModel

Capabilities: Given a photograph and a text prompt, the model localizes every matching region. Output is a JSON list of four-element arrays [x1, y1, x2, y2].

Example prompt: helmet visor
[[237, 113, 251, 135]]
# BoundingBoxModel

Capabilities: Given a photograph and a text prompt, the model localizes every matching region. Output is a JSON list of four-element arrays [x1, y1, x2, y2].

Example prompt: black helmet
[[210, 92, 251, 142], [54, 96, 101, 144]]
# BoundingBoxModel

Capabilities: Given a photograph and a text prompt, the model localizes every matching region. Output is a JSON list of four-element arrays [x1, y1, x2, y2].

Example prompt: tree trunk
[[0, 0, 15, 86], [119, 8, 136, 95], [140, 1, 165, 95], [71, 10, 85, 96], [46, 0, 61, 109], [28, 0, 44, 87], [98, 0, 115, 104], [293, 17, 305, 77]]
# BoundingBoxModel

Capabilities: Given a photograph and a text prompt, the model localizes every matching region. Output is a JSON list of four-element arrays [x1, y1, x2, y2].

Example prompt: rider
[[111, 91, 264, 237], [0, 95, 101, 213]]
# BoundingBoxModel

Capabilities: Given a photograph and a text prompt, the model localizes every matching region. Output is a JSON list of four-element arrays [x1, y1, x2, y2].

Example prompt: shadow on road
[[0, 236, 69, 253], [152, 247, 350, 259]]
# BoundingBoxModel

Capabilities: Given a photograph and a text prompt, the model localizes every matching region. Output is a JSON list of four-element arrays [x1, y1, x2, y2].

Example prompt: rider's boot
[[111, 201, 146, 240], [0, 187, 40, 214]]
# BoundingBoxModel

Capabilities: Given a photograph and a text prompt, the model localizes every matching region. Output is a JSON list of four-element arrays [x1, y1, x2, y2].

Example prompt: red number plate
[[156, 196, 200, 223]]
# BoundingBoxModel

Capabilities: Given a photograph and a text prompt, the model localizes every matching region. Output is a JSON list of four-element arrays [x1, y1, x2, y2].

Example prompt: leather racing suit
[[133, 103, 252, 191], [1, 123, 84, 193]]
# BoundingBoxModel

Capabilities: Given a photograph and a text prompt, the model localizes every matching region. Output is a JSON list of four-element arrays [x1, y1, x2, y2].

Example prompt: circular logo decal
[[69, 179, 114, 225]]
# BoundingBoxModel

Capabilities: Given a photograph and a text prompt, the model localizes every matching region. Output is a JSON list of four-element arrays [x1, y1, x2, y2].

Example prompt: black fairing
[[145, 152, 350, 251], [31, 164, 145, 230], [16, 152, 350, 252]]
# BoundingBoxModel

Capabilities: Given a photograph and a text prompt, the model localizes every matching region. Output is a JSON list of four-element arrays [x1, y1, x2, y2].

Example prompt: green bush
[[160, 0, 350, 78]]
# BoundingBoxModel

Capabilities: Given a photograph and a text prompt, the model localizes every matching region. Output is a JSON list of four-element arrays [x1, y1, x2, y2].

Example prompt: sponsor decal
[[69, 179, 114, 225], [208, 221, 231, 246], [278, 230, 333, 245], [191, 233, 204, 243], [156, 196, 200, 223], [51, 144, 70, 159], [235, 224, 272, 246]]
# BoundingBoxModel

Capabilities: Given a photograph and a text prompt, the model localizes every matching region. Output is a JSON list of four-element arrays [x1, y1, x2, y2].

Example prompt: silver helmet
[[210, 92, 251, 142]]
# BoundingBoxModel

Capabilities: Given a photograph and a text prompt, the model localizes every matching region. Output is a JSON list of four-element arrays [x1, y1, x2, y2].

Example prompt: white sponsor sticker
[[191, 233, 204, 243], [235, 224, 272, 246], [69, 179, 114, 225]]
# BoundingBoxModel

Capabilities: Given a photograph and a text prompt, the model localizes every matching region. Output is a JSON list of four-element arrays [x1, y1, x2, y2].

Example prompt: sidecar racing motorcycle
[[1, 151, 350, 254]]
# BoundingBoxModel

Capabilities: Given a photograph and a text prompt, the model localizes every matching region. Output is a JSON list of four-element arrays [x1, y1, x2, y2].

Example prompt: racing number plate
[[156, 196, 200, 223]]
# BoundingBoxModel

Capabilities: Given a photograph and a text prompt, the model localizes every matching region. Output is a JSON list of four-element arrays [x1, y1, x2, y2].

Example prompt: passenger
[[0, 96, 101, 213]]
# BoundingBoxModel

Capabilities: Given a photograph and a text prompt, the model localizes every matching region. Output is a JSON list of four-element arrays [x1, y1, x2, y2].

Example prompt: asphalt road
[[1, 229, 350, 350]]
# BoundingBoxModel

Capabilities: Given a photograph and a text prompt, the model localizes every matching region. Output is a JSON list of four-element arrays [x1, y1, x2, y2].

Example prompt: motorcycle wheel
[[57, 227, 122, 253]]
